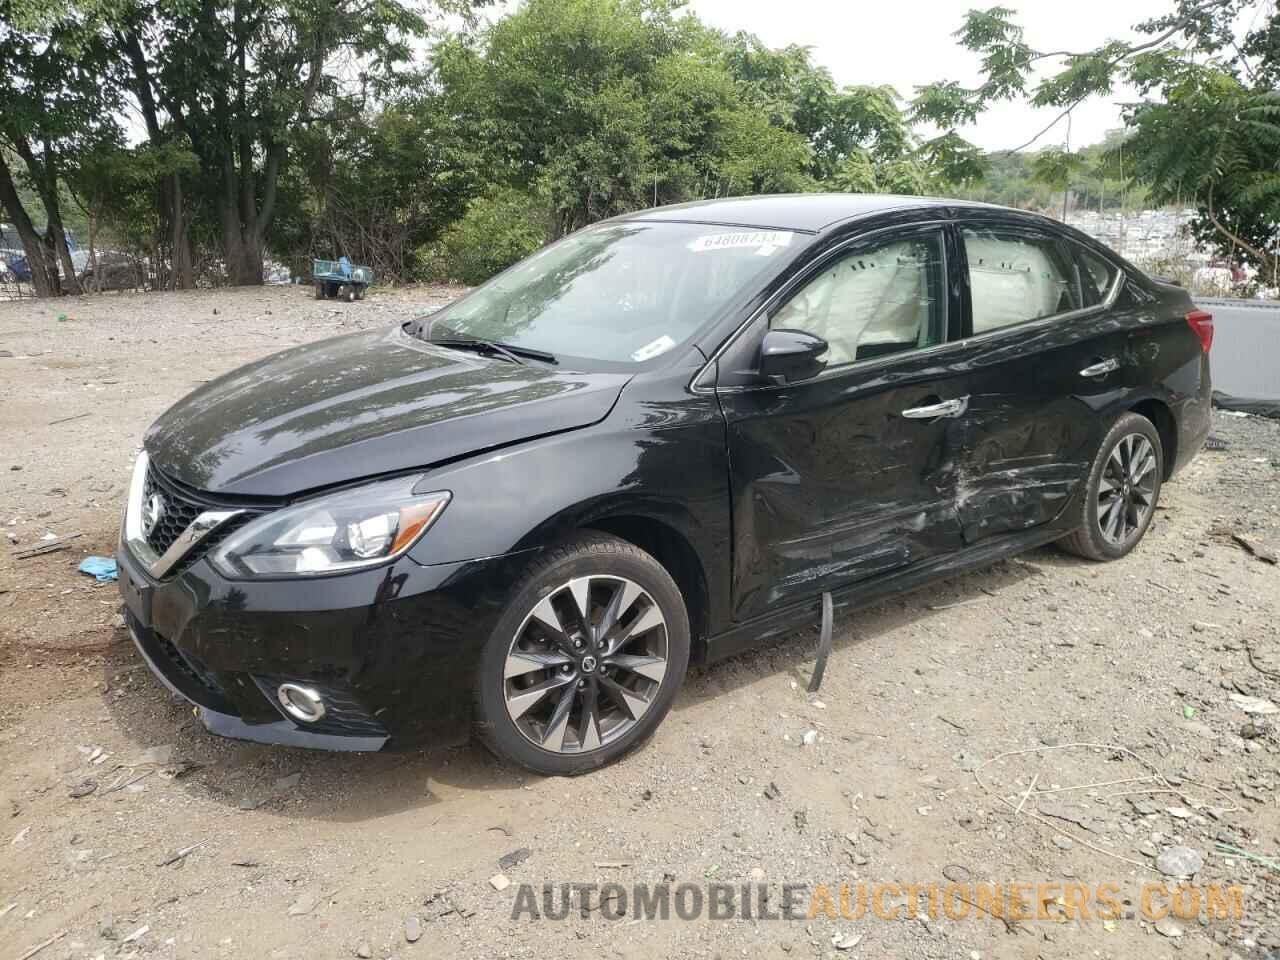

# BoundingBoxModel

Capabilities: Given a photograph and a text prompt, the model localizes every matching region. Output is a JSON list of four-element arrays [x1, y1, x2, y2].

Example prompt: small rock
[[801, 729, 818, 747], [1229, 693, 1279, 715], [793, 809, 808, 831], [832, 931, 863, 950], [355, 944, 372, 959], [489, 874, 511, 892], [498, 848, 531, 871], [763, 781, 782, 801], [404, 916, 422, 942], [1130, 799, 1159, 816], [141, 744, 174, 766], [1166, 806, 1192, 819], [942, 864, 971, 883], [1139, 841, 1159, 858], [287, 891, 319, 916], [917, 805, 932, 816], [1155, 845, 1203, 878], [1155, 916, 1184, 938], [1241, 720, 1270, 740], [68, 780, 97, 799], [1053, 835, 1073, 850]]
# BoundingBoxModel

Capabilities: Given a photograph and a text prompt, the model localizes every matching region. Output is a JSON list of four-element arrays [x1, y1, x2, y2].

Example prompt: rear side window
[[770, 231, 947, 366], [1075, 246, 1119, 304], [962, 227, 1083, 334]]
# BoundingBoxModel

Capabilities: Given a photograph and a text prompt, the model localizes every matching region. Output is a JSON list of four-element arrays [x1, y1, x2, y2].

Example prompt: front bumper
[[117, 535, 533, 751]]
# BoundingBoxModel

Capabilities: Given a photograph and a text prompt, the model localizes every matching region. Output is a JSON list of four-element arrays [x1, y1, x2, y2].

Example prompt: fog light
[[277, 683, 326, 723]]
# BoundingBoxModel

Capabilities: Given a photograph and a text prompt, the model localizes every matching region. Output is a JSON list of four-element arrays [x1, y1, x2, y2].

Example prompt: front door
[[950, 220, 1129, 543], [715, 223, 970, 622]]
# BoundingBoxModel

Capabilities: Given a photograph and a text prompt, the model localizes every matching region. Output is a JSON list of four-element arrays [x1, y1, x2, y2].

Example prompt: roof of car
[[624, 193, 1008, 233]]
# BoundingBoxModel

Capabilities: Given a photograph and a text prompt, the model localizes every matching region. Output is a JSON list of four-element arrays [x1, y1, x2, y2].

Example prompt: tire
[[1056, 411, 1163, 561], [314, 281, 324, 300], [474, 533, 690, 776], [354, 285, 365, 301]]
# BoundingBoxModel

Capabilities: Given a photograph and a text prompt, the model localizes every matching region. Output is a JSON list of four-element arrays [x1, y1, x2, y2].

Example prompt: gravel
[[1, 286, 1279, 958]]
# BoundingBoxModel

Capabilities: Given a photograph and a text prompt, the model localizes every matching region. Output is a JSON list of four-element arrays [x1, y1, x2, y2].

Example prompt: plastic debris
[[78, 556, 118, 582]]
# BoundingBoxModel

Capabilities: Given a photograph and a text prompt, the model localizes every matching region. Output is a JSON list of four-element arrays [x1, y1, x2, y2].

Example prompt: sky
[[684, 0, 1175, 151]]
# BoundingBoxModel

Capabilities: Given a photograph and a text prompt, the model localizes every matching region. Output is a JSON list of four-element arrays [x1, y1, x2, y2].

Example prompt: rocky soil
[[1, 286, 1279, 960]]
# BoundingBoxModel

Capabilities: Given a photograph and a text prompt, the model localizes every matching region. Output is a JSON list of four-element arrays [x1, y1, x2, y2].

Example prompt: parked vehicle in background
[[313, 256, 373, 301], [71, 251, 148, 293], [117, 194, 1213, 775]]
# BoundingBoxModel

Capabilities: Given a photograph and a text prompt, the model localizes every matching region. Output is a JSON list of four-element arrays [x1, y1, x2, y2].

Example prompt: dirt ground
[[1, 285, 1279, 960]]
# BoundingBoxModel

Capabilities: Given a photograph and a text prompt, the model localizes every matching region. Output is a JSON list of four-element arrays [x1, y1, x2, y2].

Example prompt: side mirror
[[759, 329, 828, 385]]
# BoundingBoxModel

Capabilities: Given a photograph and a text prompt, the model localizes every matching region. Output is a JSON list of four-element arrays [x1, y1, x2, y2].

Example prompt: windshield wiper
[[431, 336, 557, 365]]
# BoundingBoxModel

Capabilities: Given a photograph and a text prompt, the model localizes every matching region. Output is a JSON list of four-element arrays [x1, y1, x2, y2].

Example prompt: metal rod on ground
[[807, 591, 834, 693]]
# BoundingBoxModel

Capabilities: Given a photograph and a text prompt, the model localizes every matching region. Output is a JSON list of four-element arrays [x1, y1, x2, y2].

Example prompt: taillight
[[1186, 309, 1214, 353]]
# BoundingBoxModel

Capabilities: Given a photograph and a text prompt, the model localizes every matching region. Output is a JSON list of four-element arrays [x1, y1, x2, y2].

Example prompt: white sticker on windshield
[[631, 335, 677, 362], [688, 230, 794, 255]]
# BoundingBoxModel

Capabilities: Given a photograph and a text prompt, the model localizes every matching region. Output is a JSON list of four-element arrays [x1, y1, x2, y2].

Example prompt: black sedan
[[117, 194, 1212, 775]]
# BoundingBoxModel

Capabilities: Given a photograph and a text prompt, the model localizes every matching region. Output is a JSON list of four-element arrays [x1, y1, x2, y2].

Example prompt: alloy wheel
[[1097, 432, 1157, 545], [503, 575, 669, 754]]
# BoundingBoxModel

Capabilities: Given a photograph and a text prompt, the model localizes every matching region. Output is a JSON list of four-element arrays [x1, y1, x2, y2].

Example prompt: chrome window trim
[[692, 217, 1125, 395], [124, 451, 244, 579]]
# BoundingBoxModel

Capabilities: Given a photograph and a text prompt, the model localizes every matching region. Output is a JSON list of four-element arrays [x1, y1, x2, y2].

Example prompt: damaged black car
[[118, 194, 1213, 775]]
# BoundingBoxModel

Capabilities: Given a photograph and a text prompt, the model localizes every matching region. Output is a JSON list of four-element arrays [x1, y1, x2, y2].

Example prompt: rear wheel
[[314, 281, 324, 300], [1057, 412, 1163, 561], [475, 533, 690, 775]]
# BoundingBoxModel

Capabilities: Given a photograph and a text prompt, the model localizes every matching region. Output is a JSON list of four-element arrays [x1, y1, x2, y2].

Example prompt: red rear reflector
[[1186, 309, 1214, 353]]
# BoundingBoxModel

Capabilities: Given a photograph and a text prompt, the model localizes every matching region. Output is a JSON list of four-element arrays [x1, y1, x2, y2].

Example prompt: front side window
[[770, 231, 947, 367], [422, 223, 795, 366], [963, 227, 1084, 334]]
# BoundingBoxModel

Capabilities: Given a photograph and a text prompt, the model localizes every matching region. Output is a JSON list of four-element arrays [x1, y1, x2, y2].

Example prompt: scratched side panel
[[719, 359, 967, 622], [953, 309, 1135, 543]]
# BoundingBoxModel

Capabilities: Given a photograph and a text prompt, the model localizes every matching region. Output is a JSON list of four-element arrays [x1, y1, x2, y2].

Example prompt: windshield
[[422, 222, 797, 364]]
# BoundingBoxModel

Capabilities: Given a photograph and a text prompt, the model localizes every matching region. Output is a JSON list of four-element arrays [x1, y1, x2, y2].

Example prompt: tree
[[93, 0, 463, 285], [915, 2, 1280, 274], [0, 0, 119, 295]]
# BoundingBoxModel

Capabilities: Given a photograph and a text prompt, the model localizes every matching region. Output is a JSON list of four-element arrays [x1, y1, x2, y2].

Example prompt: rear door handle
[[1079, 357, 1119, 377], [902, 395, 969, 419]]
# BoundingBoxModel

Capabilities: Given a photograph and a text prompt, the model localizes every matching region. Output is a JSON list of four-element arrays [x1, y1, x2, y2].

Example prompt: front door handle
[[902, 395, 969, 420], [1079, 357, 1119, 377]]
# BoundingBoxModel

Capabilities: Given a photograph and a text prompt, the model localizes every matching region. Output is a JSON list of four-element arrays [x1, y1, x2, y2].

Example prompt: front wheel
[[1057, 411, 1163, 561], [475, 533, 690, 775]]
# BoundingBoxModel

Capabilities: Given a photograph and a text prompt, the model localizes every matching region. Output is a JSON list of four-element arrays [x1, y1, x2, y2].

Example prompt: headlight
[[210, 476, 450, 578]]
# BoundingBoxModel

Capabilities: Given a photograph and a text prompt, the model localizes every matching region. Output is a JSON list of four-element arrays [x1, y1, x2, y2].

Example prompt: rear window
[[963, 227, 1084, 334]]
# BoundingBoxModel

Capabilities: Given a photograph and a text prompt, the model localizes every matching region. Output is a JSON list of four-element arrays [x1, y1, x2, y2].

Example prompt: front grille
[[143, 466, 262, 574], [143, 466, 201, 556]]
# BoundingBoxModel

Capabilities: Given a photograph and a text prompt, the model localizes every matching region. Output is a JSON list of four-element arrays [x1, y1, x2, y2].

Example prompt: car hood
[[145, 325, 631, 497]]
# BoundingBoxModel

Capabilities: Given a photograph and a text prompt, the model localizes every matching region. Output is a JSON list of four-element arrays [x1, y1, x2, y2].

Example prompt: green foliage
[[922, 0, 1280, 276], [420, 187, 546, 285]]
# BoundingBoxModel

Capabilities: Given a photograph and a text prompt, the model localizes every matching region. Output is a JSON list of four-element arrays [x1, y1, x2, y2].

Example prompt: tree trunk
[[13, 136, 80, 294], [87, 210, 99, 293], [171, 172, 193, 289], [0, 153, 58, 297]]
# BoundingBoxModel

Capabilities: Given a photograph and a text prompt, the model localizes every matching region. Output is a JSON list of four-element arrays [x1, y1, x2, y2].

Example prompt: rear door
[[713, 222, 971, 622], [950, 219, 1128, 543]]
